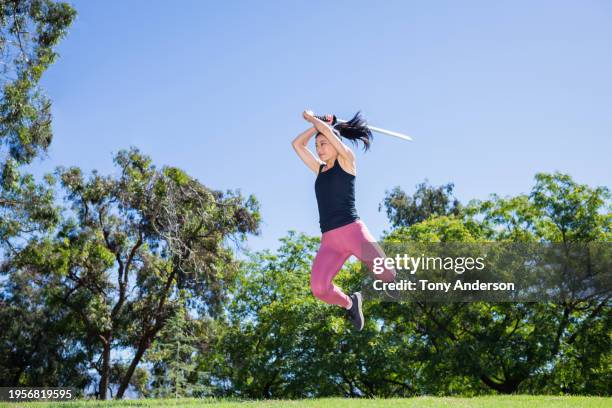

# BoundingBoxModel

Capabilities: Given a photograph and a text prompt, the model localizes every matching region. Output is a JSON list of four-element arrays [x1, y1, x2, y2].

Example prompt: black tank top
[[314, 158, 360, 233]]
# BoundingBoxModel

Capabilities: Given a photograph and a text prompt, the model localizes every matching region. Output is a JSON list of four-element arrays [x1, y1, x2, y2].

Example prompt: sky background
[[31, 0, 612, 254]]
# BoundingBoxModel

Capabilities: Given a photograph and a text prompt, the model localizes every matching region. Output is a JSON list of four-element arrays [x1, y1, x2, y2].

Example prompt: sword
[[314, 114, 413, 142]]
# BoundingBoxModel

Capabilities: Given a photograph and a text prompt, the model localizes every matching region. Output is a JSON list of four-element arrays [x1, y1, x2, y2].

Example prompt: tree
[[199, 231, 419, 398], [0, 2, 75, 387], [1, 0, 75, 251], [380, 172, 611, 394], [0, 260, 90, 390], [198, 170, 611, 398], [145, 304, 200, 398], [379, 180, 462, 229], [7, 148, 261, 399], [1, 0, 76, 167]]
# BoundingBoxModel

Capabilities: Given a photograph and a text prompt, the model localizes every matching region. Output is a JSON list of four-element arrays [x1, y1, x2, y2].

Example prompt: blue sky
[[33, 0, 611, 254]]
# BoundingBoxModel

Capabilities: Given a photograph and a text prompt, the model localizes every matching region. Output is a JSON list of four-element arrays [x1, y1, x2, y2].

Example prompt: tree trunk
[[480, 374, 522, 394], [116, 269, 176, 399], [115, 335, 151, 399], [98, 340, 111, 400]]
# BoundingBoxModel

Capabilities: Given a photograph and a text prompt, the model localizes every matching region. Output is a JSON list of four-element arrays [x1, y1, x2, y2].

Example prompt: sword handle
[[314, 114, 337, 125]]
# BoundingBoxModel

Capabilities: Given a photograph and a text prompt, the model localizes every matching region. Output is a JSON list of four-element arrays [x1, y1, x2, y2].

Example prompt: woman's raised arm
[[303, 110, 355, 162], [291, 126, 324, 174]]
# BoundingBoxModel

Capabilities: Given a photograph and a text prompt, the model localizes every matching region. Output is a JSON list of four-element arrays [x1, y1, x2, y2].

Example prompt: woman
[[291, 109, 397, 331]]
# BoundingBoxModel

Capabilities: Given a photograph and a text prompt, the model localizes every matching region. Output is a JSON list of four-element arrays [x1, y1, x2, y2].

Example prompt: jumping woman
[[291, 109, 397, 331]]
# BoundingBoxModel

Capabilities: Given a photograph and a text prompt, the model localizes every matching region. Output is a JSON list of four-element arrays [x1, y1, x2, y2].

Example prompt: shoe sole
[[354, 292, 364, 330]]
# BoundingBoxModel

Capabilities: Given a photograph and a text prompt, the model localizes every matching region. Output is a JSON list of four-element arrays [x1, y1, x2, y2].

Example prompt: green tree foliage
[[198, 231, 419, 398], [205, 173, 609, 398], [381, 172, 611, 394], [145, 304, 201, 398], [0, 0, 76, 167], [0, 168, 58, 250], [0, 261, 90, 390], [0, 1, 76, 390], [380, 181, 462, 229], [0, 0, 74, 249], [5, 148, 260, 399]]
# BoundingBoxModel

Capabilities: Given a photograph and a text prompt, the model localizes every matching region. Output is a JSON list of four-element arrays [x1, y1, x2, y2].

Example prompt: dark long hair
[[317, 111, 373, 152]]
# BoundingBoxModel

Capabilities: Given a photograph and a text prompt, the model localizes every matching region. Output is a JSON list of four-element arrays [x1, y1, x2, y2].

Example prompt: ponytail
[[328, 111, 373, 152]]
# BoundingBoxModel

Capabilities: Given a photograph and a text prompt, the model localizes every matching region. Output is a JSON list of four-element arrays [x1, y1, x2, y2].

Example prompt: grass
[[1, 396, 610, 408]]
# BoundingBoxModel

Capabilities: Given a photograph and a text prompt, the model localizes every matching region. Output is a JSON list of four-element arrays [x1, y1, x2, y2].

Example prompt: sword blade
[[336, 118, 413, 141]]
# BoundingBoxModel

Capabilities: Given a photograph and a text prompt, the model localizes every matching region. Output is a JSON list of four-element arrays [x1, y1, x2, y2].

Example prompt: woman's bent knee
[[382, 267, 397, 282], [310, 281, 332, 300]]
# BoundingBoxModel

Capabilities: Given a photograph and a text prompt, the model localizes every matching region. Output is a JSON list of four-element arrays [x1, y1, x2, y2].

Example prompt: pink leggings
[[310, 219, 397, 308]]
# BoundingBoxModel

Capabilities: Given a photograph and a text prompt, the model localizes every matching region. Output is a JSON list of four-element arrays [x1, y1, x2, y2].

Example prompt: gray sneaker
[[346, 292, 364, 331]]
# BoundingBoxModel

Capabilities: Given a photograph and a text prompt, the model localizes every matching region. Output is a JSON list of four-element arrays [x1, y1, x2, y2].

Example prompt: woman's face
[[315, 134, 337, 161]]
